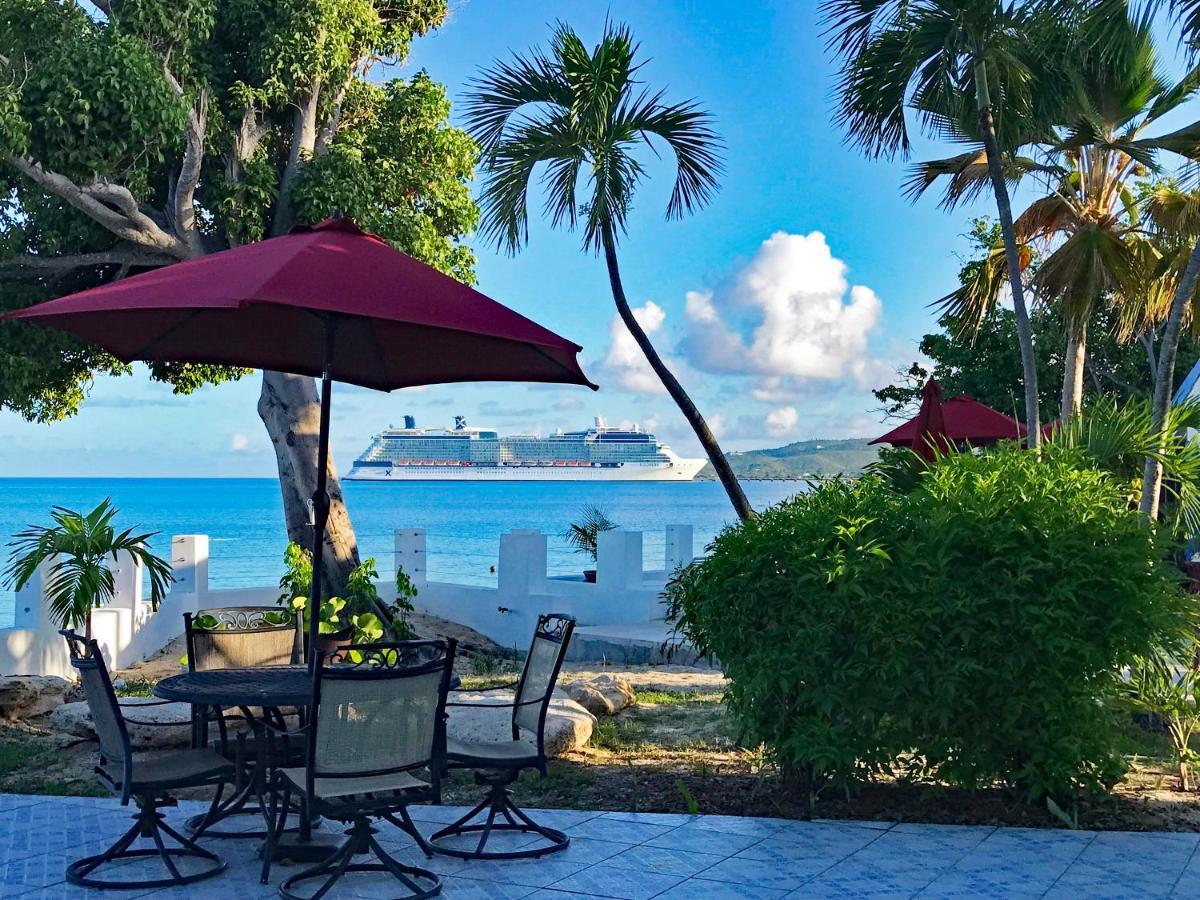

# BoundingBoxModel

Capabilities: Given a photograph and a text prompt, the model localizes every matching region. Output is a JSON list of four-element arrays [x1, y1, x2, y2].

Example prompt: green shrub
[[666, 444, 1193, 802]]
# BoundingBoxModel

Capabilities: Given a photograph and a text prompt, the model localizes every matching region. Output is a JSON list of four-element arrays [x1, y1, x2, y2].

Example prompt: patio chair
[[260, 639, 457, 900], [60, 629, 235, 890], [182, 606, 302, 838], [428, 612, 576, 860]]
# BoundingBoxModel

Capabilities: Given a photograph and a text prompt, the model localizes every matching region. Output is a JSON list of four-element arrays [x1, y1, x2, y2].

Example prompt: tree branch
[[5, 156, 192, 259], [315, 80, 350, 156], [0, 248, 174, 280], [272, 78, 322, 236], [172, 88, 208, 254]]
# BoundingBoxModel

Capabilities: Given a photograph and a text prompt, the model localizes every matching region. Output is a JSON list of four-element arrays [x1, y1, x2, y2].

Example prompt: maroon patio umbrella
[[871, 383, 1026, 451], [5, 216, 596, 663], [908, 378, 952, 460]]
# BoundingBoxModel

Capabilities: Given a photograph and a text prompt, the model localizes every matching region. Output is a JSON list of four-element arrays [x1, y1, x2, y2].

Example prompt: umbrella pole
[[306, 329, 335, 673]]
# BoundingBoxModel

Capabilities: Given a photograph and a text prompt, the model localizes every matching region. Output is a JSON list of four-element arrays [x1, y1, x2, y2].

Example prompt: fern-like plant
[[4, 499, 173, 638], [563, 506, 617, 564]]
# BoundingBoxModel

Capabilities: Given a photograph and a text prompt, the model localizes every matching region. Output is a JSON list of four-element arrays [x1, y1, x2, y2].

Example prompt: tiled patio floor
[[2, 792, 1198, 898]]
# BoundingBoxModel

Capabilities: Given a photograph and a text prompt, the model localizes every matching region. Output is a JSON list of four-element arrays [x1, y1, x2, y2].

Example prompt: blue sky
[[0, 0, 1077, 476]]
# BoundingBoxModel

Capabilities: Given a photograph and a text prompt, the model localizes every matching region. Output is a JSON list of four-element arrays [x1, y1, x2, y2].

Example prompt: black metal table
[[154, 665, 313, 708]]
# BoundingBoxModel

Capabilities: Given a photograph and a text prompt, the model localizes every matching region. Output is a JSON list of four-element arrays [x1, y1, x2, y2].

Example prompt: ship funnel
[[403, 415, 415, 429], [454, 415, 467, 430], [595, 415, 606, 428]]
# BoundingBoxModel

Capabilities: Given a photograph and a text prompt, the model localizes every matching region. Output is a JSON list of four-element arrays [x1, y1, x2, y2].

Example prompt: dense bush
[[666, 445, 1193, 801]]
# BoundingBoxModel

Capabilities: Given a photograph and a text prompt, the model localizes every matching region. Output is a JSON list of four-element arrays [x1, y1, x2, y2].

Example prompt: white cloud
[[604, 301, 668, 394], [766, 406, 799, 437], [683, 231, 883, 384], [230, 433, 249, 451]]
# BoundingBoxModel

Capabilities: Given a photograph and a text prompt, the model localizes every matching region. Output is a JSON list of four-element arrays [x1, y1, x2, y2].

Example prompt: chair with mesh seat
[[429, 613, 575, 860], [182, 606, 301, 838], [60, 629, 235, 890], [260, 639, 457, 900]]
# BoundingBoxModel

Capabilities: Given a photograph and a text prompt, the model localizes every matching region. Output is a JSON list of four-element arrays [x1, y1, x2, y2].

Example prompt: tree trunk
[[976, 65, 1040, 448], [258, 371, 360, 598], [1060, 317, 1087, 420], [1140, 235, 1200, 519], [601, 226, 754, 521]]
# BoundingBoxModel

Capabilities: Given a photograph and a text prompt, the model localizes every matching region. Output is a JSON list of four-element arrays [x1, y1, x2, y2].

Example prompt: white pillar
[[12, 558, 50, 630], [170, 535, 209, 598], [498, 530, 547, 596], [108, 550, 144, 612], [665, 525, 694, 573], [597, 530, 644, 590], [394, 528, 427, 588]]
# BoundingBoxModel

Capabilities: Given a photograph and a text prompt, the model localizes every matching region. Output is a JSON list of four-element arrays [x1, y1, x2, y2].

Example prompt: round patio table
[[153, 665, 312, 708]]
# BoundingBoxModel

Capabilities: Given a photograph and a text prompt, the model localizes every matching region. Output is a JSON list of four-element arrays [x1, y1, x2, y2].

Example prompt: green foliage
[[3, 499, 174, 633], [1122, 638, 1200, 790], [465, 20, 722, 254], [666, 445, 1193, 802], [277, 541, 415, 642], [563, 506, 617, 563]]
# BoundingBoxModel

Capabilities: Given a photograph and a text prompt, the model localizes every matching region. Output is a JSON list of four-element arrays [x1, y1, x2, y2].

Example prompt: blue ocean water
[[0, 478, 804, 625]]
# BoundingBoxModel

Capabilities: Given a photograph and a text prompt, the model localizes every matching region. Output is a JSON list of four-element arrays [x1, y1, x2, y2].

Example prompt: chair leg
[[260, 777, 291, 885], [66, 795, 226, 890], [279, 817, 440, 900], [384, 805, 436, 858], [428, 772, 569, 861]]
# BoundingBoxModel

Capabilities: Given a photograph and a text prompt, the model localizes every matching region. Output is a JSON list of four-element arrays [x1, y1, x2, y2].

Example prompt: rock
[[0, 675, 72, 721], [111, 677, 127, 691], [564, 674, 636, 717], [51, 698, 195, 749], [447, 688, 595, 756]]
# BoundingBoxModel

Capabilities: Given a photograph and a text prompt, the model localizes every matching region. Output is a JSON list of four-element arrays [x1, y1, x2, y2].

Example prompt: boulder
[[564, 674, 636, 717], [51, 698, 195, 749], [447, 688, 594, 756], [0, 675, 72, 721]]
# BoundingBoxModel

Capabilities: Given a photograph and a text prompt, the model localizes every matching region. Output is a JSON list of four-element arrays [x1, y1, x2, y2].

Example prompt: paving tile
[[658, 880, 792, 899], [645, 822, 766, 855], [1044, 870, 1175, 900], [798, 854, 955, 898], [402, 803, 475, 825], [520, 808, 605, 830], [566, 817, 674, 844], [546, 862, 684, 899], [599, 810, 700, 828], [917, 871, 1051, 899], [439, 853, 593, 889], [735, 823, 881, 861], [607, 844, 725, 877], [687, 814, 790, 837], [429, 874, 538, 899], [812, 818, 897, 831], [698, 854, 833, 890]]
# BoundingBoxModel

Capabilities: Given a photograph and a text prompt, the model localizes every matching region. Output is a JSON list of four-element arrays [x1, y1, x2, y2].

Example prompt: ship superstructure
[[347, 416, 705, 481]]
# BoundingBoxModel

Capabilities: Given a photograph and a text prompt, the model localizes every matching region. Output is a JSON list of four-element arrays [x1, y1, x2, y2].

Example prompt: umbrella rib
[[125, 307, 208, 363]]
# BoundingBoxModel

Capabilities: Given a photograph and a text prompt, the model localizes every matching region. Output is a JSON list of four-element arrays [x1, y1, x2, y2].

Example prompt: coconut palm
[[464, 21, 754, 521], [823, 0, 1063, 445], [912, 4, 1198, 420], [3, 499, 173, 638]]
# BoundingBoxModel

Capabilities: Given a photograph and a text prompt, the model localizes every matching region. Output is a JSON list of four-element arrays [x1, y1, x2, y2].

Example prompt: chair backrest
[[308, 640, 455, 791], [512, 614, 576, 747], [185, 607, 299, 671], [61, 630, 132, 792]]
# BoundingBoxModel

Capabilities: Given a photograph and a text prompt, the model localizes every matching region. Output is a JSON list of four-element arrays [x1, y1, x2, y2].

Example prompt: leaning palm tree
[[3, 499, 173, 639], [823, 0, 1064, 445], [464, 21, 754, 521], [912, 4, 1197, 419]]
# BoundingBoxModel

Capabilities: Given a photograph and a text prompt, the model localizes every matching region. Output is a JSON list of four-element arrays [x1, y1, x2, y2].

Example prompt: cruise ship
[[346, 417, 706, 481]]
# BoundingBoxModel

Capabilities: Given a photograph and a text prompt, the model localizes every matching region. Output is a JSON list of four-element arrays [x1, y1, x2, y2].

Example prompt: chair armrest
[[451, 681, 519, 693]]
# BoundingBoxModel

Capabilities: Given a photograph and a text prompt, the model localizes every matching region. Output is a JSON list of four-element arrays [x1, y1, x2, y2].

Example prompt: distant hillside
[[695, 438, 879, 481]]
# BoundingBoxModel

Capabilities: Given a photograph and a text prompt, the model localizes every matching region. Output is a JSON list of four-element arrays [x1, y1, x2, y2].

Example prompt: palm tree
[[3, 499, 173, 638], [912, 5, 1197, 420], [823, 0, 1061, 445], [464, 21, 754, 521]]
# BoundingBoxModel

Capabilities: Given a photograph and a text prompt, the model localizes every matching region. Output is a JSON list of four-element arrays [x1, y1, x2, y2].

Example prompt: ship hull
[[346, 460, 706, 482]]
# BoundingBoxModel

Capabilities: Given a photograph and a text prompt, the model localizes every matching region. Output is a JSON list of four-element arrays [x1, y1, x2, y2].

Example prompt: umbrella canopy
[[907, 378, 951, 460], [871, 389, 1026, 448], [5, 217, 595, 392], [6, 216, 595, 668]]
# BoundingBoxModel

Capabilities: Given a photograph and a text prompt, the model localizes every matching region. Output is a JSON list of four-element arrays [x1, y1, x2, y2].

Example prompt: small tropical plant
[[1122, 640, 1200, 791], [564, 506, 617, 564], [278, 542, 416, 642], [4, 499, 174, 638]]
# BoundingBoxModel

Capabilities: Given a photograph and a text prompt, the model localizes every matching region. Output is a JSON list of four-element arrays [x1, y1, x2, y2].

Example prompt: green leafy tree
[[824, 0, 1063, 446], [909, 5, 1199, 420], [3, 499, 173, 638], [464, 22, 754, 521], [0, 1, 478, 595]]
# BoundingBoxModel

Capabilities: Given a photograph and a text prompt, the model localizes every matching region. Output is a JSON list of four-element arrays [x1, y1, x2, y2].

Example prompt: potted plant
[[3, 499, 174, 638], [563, 506, 617, 582]]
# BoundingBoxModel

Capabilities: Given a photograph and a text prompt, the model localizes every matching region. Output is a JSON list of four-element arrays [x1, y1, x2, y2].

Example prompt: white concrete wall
[[0, 526, 691, 677]]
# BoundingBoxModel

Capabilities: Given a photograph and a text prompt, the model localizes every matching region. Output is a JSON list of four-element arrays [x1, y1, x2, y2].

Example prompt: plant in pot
[[564, 506, 617, 582], [3, 499, 174, 638]]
